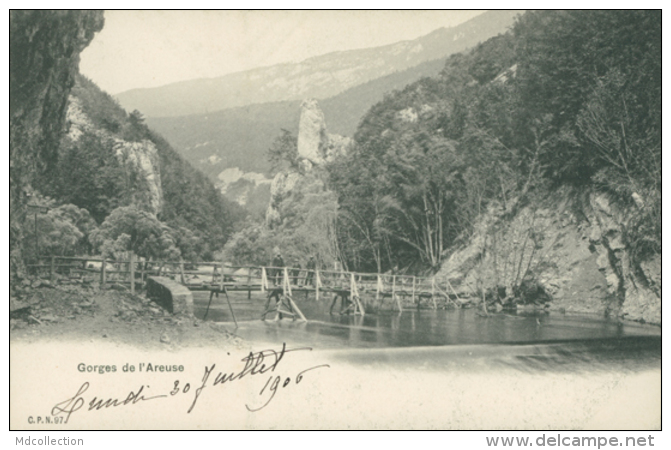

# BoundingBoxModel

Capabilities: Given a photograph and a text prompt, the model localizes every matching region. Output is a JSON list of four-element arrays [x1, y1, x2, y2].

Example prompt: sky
[[79, 10, 485, 95]]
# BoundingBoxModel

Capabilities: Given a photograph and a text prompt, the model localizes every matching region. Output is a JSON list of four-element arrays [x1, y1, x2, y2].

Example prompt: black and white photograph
[[8, 9, 662, 435]]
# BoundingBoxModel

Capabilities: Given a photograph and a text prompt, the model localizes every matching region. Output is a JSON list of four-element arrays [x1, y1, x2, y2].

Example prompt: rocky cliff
[[65, 96, 163, 214], [437, 188, 661, 324], [10, 11, 104, 277], [266, 99, 350, 226], [297, 99, 351, 167], [10, 11, 244, 268]]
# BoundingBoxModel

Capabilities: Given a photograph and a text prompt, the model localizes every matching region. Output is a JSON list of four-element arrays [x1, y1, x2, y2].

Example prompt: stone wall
[[146, 276, 194, 318]]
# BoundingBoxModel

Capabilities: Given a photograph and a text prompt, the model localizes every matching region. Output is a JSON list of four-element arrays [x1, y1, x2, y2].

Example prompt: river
[[193, 290, 660, 356]]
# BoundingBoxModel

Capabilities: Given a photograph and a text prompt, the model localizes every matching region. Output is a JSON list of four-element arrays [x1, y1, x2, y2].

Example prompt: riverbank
[[10, 284, 661, 350], [10, 285, 242, 350]]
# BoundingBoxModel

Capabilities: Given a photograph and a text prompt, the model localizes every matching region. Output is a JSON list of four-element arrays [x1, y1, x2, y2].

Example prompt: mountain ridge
[[145, 57, 449, 183], [117, 11, 521, 117]]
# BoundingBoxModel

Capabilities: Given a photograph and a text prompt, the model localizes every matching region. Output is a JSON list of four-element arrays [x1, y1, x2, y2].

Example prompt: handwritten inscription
[[51, 382, 167, 424], [248, 364, 330, 412], [50, 343, 329, 423]]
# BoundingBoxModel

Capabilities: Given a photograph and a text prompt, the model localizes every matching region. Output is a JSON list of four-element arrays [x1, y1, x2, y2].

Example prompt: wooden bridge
[[26, 256, 471, 324], [174, 262, 470, 323]]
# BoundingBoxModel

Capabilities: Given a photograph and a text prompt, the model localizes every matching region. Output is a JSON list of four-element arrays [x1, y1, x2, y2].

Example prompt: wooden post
[[446, 279, 461, 305], [179, 258, 186, 285], [224, 288, 238, 328], [412, 276, 416, 306], [288, 297, 307, 321], [281, 267, 287, 299], [100, 259, 107, 289], [314, 270, 319, 301], [261, 267, 268, 293], [350, 272, 364, 316], [280, 268, 305, 322], [129, 253, 136, 294], [283, 267, 292, 297], [212, 264, 218, 286], [219, 263, 224, 293], [247, 268, 252, 299], [376, 275, 381, 305], [50, 256, 55, 281], [392, 275, 397, 311], [396, 287, 403, 312]]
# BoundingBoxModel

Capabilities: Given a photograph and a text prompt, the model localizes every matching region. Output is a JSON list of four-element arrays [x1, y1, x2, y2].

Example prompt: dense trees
[[327, 10, 661, 273], [151, 130, 246, 260], [266, 129, 300, 174], [21, 197, 97, 261], [45, 131, 140, 223], [23, 73, 246, 263], [223, 171, 340, 269], [513, 10, 661, 185], [91, 206, 180, 260], [513, 10, 661, 261]]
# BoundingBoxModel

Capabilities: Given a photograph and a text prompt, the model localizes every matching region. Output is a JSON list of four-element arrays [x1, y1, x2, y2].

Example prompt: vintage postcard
[[9, 10, 661, 434]]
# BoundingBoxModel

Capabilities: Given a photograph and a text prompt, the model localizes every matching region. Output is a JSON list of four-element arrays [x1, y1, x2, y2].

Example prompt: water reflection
[[193, 291, 658, 350]]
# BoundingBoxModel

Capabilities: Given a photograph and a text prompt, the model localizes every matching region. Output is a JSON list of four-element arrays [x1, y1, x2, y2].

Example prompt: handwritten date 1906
[[51, 343, 329, 423], [247, 364, 330, 412], [175, 343, 329, 413]]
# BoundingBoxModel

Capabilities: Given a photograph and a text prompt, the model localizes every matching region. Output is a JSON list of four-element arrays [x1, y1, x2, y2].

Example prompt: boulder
[[145, 276, 193, 318]]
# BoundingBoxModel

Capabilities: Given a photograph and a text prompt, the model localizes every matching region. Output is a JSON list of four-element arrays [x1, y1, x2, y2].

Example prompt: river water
[[193, 291, 661, 357], [173, 291, 664, 428]]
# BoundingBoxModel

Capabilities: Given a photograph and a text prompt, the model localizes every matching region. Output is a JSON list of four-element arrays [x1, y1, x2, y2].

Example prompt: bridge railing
[[25, 255, 472, 308], [25, 255, 143, 292], [318, 270, 350, 291], [355, 273, 379, 294]]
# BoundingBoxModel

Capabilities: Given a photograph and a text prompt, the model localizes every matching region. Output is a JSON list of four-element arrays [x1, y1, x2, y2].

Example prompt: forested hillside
[[146, 11, 520, 200], [36, 74, 246, 262], [221, 11, 661, 321], [12, 32, 245, 274], [315, 10, 661, 321], [327, 10, 660, 273], [147, 58, 449, 181]]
